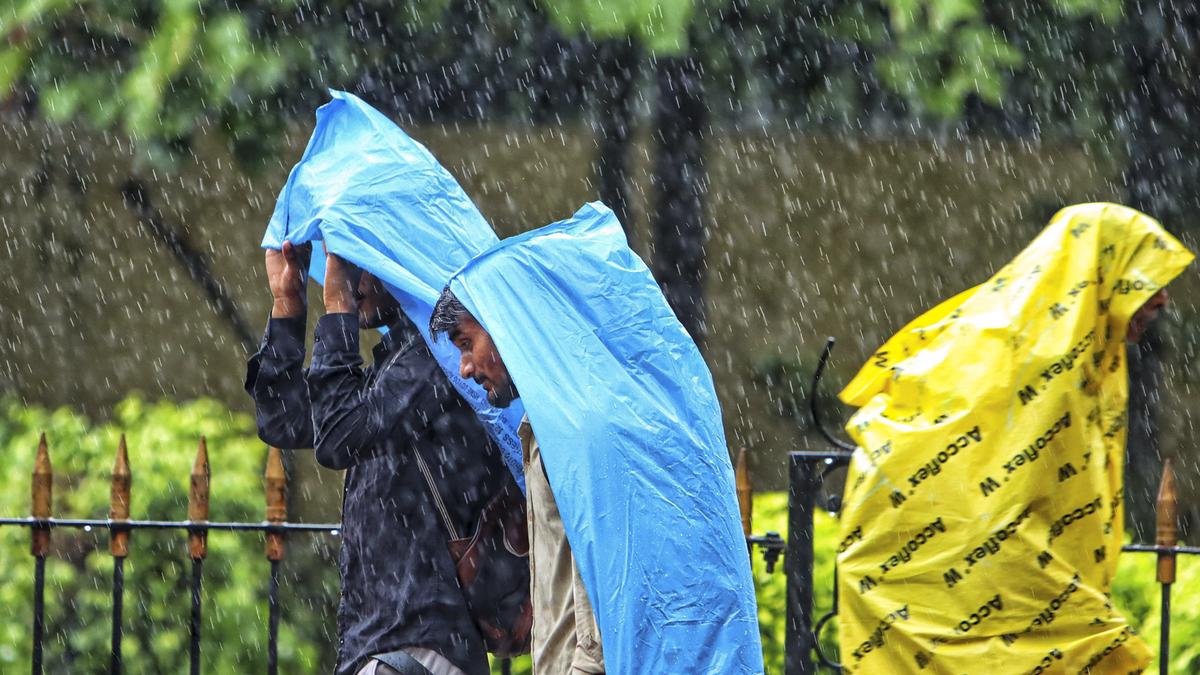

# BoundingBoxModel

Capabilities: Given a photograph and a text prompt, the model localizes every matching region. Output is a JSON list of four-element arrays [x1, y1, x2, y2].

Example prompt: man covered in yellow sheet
[[836, 203, 1193, 673]]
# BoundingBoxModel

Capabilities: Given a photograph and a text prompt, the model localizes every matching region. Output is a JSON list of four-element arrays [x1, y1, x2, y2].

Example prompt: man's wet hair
[[429, 286, 474, 340]]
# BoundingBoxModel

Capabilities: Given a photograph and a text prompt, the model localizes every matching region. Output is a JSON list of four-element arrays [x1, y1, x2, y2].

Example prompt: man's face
[[451, 316, 519, 407], [356, 271, 401, 329], [1127, 288, 1169, 343]]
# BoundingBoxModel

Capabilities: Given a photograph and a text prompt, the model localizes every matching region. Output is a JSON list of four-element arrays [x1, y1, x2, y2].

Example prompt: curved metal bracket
[[813, 609, 842, 670], [813, 559, 845, 670], [810, 337, 857, 455]]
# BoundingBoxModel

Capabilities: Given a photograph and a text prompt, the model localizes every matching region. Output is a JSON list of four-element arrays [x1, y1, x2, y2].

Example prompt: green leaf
[[929, 0, 980, 32], [876, 52, 925, 103], [120, 0, 200, 139], [540, 0, 694, 54], [885, 0, 923, 35], [1051, 0, 1123, 23], [200, 13, 253, 101], [0, 44, 31, 93], [0, 0, 73, 37], [39, 76, 85, 121], [638, 0, 693, 55], [824, 10, 882, 43], [396, 0, 455, 29]]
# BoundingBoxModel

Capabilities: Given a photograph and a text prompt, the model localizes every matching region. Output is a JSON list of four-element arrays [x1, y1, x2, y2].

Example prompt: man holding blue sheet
[[251, 89, 548, 675], [246, 241, 522, 675], [430, 203, 764, 674]]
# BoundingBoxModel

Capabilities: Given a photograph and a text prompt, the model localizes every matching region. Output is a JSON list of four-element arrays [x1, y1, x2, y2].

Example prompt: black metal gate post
[[786, 452, 821, 675]]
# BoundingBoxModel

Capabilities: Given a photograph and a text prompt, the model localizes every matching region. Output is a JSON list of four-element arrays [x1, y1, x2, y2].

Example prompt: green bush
[[0, 396, 336, 672], [1113, 546, 1200, 673]]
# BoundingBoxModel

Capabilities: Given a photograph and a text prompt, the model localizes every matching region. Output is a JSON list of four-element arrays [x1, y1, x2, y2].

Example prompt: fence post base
[[786, 452, 819, 675]]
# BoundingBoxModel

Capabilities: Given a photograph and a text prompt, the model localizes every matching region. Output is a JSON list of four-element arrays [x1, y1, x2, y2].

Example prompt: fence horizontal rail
[[1120, 544, 1200, 556], [0, 517, 343, 533], [16, 432, 307, 675], [14, 427, 1195, 675]]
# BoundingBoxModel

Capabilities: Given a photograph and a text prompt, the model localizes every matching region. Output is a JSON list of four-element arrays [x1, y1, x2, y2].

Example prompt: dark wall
[[3, 116, 1198, 520]]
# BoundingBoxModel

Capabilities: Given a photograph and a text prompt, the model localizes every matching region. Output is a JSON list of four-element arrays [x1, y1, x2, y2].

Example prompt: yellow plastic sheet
[[836, 204, 1193, 674]]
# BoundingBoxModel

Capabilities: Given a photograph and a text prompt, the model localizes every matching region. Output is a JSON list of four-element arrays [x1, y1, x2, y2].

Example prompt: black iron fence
[[5, 433, 343, 675], [4, 415, 1195, 673]]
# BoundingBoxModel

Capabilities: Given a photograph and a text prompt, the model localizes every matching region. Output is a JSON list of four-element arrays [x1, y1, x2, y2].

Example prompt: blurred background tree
[[6, 0, 1179, 349]]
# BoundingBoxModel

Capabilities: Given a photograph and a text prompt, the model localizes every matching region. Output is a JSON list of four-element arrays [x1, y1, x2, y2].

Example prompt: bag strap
[[412, 446, 461, 540], [371, 650, 435, 675]]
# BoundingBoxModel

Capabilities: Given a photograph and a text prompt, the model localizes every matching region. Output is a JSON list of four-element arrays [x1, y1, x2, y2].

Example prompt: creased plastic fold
[[837, 203, 1193, 674], [448, 203, 764, 673], [261, 89, 525, 488]]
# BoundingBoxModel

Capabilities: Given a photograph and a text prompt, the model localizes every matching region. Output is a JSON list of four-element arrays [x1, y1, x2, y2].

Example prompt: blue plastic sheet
[[448, 203, 764, 673], [261, 89, 526, 488]]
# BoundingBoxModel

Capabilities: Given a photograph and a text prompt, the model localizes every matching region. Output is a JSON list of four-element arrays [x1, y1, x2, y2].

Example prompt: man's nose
[[460, 355, 474, 380]]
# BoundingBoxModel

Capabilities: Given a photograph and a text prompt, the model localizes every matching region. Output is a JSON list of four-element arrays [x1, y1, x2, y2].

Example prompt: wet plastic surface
[[837, 203, 1193, 673], [450, 203, 764, 673], [262, 90, 526, 488]]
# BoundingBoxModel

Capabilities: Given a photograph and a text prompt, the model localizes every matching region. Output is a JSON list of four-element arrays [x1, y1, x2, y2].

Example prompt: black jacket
[[246, 312, 510, 675]]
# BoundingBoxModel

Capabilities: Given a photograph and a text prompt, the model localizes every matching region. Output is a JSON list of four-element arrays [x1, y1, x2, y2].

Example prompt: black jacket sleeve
[[307, 313, 432, 470], [244, 316, 315, 449]]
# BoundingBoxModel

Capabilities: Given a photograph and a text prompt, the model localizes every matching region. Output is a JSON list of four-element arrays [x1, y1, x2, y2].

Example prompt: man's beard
[[487, 381, 519, 408]]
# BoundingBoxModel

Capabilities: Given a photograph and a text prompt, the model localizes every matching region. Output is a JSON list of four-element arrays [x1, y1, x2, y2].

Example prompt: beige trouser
[[520, 418, 605, 675]]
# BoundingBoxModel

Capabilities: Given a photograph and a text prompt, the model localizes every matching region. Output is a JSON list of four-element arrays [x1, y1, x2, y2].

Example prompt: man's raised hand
[[323, 248, 362, 316], [266, 240, 311, 318]]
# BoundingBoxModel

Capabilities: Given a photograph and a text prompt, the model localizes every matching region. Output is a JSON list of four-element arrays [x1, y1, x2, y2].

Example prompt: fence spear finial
[[1156, 458, 1178, 584], [32, 432, 52, 556], [736, 447, 752, 538], [110, 434, 132, 558], [264, 447, 287, 562], [188, 436, 211, 560]]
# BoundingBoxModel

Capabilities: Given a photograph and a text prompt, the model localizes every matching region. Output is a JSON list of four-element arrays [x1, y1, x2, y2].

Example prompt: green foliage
[[751, 492, 838, 671], [1, 0, 334, 167], [0, 396, 333, 672], [828, 1, 1019, 118], [1113, 550, 1200, 673], [540, 0, 696, 55], [3, 0, 571, 168], [1051, 0, 1121, 22], [1, 0, 1155, 150]]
